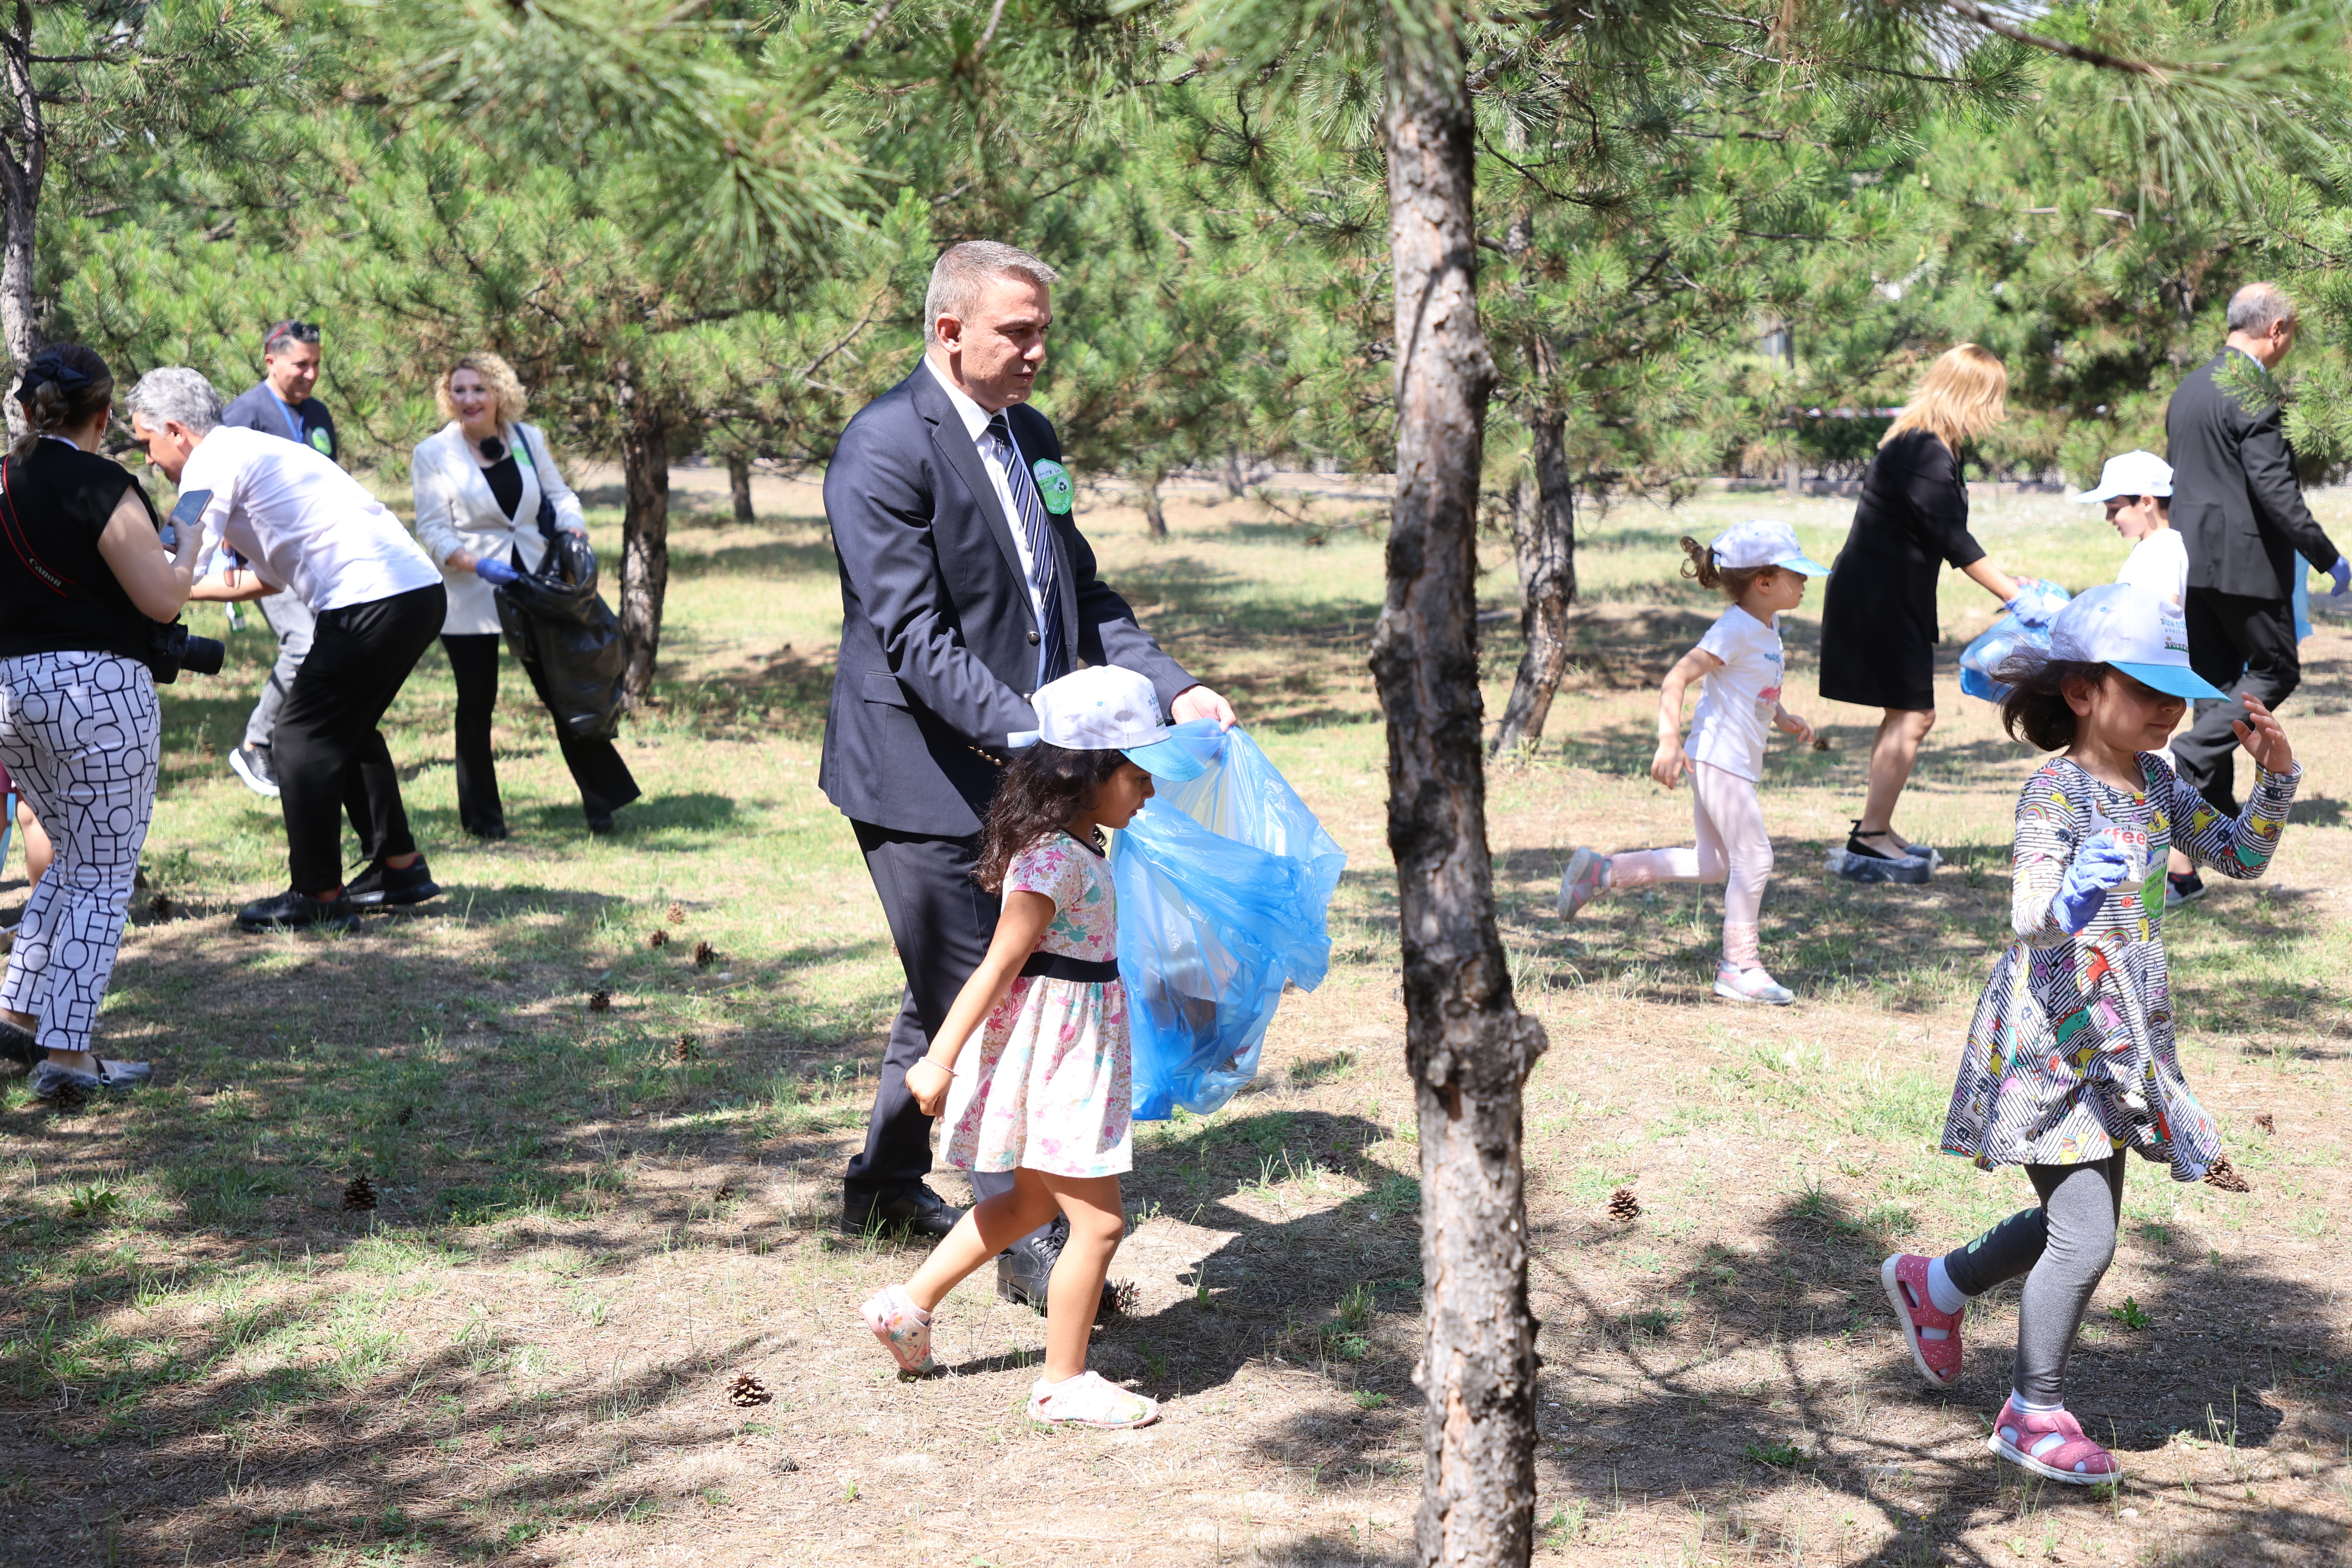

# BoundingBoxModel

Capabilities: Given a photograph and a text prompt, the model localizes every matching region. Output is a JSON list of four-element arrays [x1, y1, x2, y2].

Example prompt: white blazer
[[411, 420, 588, 635]]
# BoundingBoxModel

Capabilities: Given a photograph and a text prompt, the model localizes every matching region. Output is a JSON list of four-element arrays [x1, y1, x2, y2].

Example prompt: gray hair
[[2227, 281, 2297, 336], [126, 367, 224, 435], [923, 241, 1059, 346]]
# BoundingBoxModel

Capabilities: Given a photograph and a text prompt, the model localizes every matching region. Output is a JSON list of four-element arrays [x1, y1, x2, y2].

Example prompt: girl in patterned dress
[[1880, 583, 2299, 1486], [858, 666, 1207, 1430]]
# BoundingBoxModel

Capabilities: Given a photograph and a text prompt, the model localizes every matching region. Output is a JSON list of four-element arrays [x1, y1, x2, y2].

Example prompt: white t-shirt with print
[[1684, 604, 1785, 782], [2115, 528, 2188, 608], [181, 425, 439, 614]]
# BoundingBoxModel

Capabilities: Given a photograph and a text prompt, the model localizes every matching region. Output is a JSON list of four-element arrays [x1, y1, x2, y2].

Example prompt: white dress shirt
[[180, 426, 440, 613], [924, 354, 1048, 638]]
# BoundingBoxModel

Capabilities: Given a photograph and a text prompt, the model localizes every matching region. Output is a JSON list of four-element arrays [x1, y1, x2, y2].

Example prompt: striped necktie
[[983, 412, 1067, 684]]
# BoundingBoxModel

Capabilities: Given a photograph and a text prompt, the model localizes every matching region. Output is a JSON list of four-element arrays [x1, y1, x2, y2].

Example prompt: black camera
[[146, 619, 225, 684]]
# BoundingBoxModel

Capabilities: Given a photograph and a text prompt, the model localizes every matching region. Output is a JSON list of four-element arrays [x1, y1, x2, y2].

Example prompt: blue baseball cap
[[2049, 582, 2227, 701], [1013, 666, 1207, 781], [1712, 519, 1831, 577]]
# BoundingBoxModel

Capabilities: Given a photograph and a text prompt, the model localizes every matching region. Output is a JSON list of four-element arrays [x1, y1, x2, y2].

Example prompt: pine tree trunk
[[1369, 5, 1547, 1565], [1490, 410, 1576, 757], [615, 360, 671, 706], [1221, 450, 1247, 499], [1140, 468, 1168, 539], [0, 2, 45, 431], [727, 451, 754, 523]]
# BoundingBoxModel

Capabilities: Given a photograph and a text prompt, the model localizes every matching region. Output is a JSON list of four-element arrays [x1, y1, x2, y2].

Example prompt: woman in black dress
[[1818, 344, 2037, 880]]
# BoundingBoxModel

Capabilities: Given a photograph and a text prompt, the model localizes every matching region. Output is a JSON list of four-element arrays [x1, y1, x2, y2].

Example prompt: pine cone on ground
[[2254, 1113, 2276, 1134], [667, 902, 686, 926], [694, 941, 717, 969], [1606, 1187, 1641, 1222], [148, 894, 173, 920], [727, 1373, 771, 1407], [1107, 1279, 1140, 1317], [588, 989, 612, 1013], [2203, 1158, 2252, 1193], [648, 929, 669, 949], [670, 1034, 698, 1063], [343, 1176, 377, 1212]]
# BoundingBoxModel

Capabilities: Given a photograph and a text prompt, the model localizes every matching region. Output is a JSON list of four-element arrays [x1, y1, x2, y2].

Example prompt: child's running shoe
[[859, 1284, 936, 1376], [1713, 962, 1794, 1006], [1027, 1370, 1160, 1429], [1987, 1395, 2122, 1485], [1557, 847, 1609, 919], [1880, 1253, 1963, 1388]]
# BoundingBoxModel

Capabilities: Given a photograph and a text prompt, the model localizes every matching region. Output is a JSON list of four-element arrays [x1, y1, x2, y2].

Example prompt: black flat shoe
[[585, 814, 616, 836], [347, 857, 443, 909], [0, 1017, 35, 1069], [466, 822, 510, 842], [995, 1213, 1123, 1316], [236, 889, 361, 933], [840, 1183, 963, 1240]]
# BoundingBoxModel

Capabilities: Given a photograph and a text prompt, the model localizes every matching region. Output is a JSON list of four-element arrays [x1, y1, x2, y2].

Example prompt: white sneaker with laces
[[1713, 962, 1794, 1006]]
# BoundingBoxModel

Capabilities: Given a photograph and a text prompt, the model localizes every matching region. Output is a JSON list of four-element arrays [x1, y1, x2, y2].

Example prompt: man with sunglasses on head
[[215, 320, 340, 802]]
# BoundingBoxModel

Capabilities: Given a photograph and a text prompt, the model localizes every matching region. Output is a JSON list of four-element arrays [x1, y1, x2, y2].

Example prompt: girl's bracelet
[[919, 1058, 956, 1077]]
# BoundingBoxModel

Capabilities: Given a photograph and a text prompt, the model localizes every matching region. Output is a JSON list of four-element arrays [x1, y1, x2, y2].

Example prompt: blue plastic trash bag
[[1111, 722, 1347, 1119], [1959, 579, 2071, 704]]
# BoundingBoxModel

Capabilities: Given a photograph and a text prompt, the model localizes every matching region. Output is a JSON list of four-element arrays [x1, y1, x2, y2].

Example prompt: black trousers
[[441, 633, 641, 831], [2174, 588, 2298, 818], [275, 583, 446, 895]]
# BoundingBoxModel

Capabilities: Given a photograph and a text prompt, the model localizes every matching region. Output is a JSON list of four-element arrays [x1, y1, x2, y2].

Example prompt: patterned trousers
[[0, 651, 159, 1054]]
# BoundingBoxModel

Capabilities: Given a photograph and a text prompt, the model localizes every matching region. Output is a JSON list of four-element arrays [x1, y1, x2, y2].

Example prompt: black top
[[0, 439, 160, 663], [1835, 428, 1984, 572], [1815, 428, 1983, 711], [483, 454, 524, 520], [2165, 348, 2341, 599]]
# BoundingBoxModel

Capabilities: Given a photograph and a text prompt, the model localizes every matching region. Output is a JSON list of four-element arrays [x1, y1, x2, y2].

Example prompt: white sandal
[[1026, 1370, 1159, 1429]]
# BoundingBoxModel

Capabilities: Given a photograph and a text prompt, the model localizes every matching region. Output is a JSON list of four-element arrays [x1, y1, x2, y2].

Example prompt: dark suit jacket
[[818, 365, 1193, 835], [222, 381, 339, 464], [2166, 348, 2339, 599]]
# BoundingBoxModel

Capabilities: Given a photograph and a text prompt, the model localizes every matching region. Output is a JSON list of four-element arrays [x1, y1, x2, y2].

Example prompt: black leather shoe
[[0, 1016, 34, 1069], [236, 889, 361, 933], [840, 1183, 963, 1239], [466, 822, 510, 842], [586, 814, 616, 836], [347, 856, 443, 909], [995, 1214, 1123, 1316]]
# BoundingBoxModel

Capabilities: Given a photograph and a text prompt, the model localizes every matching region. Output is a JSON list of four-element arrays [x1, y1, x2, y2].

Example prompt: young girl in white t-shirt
[[1558, 521, 1826, 1004]]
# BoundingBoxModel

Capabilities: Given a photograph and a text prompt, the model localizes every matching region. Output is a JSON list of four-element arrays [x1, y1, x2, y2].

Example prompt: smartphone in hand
[[161, 488, 211, 550]]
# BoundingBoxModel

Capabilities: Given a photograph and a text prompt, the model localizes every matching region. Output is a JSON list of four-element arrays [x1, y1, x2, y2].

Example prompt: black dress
[[1817, 428, 1987, 711]]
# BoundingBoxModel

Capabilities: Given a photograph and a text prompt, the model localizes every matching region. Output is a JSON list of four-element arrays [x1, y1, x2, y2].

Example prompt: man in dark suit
[[2166, 282, 2346, 848], [819, 241, 1234, 1300]]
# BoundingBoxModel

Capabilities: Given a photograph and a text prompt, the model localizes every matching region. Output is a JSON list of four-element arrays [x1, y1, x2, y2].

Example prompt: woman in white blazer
[[412, 352, 639, 838]]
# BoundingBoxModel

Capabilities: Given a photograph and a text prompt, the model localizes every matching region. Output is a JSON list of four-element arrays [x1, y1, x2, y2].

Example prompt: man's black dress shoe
[[347, 856, 443, 909], [995, 1214, 1122, 1315], [237, 889, 361, 933], [840, 1183, 963, 1239]]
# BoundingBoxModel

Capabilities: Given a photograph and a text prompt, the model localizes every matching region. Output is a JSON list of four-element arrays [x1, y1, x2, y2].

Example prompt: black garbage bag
[[494, 530, 628, 743]]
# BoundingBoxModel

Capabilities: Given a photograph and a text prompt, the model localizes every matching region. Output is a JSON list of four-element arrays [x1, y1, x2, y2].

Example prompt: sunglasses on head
[[266, 319, 322, 349]]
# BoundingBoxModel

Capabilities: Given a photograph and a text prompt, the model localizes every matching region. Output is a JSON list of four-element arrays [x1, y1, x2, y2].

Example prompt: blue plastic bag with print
[[1959, 579, 2072, 703], [1111, 721, 1347, 1119]]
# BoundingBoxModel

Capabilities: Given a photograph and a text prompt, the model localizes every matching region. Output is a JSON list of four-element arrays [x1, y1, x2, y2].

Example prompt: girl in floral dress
[[859, 666, 1207, 1430], [1880, 583, 2300, 1486]]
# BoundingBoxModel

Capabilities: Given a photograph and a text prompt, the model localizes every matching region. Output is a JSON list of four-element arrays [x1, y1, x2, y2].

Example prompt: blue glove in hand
[[2054, 837, 2136, 934], [474, 556, 521, 587], [2004, 580, 2056, 629], [2331, 559, 2349, 599]]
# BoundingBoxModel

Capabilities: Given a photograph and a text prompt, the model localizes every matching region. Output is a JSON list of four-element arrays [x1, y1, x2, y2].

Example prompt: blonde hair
[[1882, 343, 2007, 454], [435, 351, 528, 427]]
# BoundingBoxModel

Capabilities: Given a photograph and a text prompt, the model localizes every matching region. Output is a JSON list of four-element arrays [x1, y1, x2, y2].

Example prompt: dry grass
[[3, 470, 2352, 1564]]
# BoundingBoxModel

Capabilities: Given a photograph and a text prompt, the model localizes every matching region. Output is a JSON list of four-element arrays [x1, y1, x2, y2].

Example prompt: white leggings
[[1608, 761, 1773, 966]]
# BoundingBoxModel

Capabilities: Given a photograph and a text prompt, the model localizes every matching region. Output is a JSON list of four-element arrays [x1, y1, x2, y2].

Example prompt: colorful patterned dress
[[1941, 753, 2300, 1182], [943, 831, 1134, 1180]]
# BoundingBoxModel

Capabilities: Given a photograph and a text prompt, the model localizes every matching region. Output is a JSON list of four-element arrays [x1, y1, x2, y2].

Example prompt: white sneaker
[[1713, 962, 1794, 1006], [1557, 846, 1609, 919]]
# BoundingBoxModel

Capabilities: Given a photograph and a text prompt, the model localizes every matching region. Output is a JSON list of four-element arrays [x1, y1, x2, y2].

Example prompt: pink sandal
[[1880, 1254, 1964, 1388], [859, 1285, 937, 1376], [1988, 1396, 2122, 1484]]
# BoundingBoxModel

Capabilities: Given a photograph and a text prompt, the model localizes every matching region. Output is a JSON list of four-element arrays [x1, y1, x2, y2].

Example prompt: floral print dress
[[1941, 752, 2300, 1183], [943, 831, 1133, 1179]]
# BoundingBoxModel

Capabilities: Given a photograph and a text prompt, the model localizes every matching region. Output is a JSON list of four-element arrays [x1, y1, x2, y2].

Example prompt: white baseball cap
[[2048, 581, 2226, 701], [1014, 665, 1207, 780], [2071, 450, 2173, 505], [1711, 519, 1831, 577]]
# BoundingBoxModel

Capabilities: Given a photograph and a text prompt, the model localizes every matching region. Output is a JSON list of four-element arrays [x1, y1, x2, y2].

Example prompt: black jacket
[[2165, 348, 2339, 599], [222, 381, 339, 465], [817, 366, 1192, 835]]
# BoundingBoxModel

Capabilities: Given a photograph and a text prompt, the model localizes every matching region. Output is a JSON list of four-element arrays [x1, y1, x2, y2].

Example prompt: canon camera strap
[[0, 454, 73, 596]]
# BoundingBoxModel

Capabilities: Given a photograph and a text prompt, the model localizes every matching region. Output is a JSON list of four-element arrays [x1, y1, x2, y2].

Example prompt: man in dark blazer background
[[2166, 281, 2347, 851], [819, 240, 1234, 1300]]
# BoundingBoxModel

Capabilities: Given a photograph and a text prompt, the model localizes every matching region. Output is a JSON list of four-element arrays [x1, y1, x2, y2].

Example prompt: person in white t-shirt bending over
[[1553, 520, 1828, 1006], [126, 368, 450, 933], [2074, 449, 2209, 907]]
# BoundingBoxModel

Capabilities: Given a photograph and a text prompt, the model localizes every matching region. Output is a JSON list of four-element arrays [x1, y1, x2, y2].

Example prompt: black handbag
[[492, 428, 630, 742]]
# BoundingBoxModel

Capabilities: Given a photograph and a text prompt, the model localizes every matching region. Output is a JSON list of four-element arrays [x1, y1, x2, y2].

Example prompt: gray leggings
[[1938, 1154, 2126, 1406]]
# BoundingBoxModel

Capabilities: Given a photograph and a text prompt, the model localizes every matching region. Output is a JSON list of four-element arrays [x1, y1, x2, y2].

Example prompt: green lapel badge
[[1031, 457, 1074, 516], [308, 427, 334, 456]]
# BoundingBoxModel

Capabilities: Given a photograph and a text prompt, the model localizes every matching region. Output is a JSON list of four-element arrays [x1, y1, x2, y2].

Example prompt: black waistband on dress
[[1021, 952, 1120, 983]]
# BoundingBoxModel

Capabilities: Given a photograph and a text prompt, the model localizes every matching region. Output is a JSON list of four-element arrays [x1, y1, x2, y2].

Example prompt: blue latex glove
[[2054, 836, 2136, 934], [2004, 579, 2056, 629], [2331, 559, 2349, 599], [474, 556, 521, 587]]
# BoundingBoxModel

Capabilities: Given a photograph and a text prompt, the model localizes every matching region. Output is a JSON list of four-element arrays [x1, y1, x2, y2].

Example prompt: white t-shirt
[[181, 425, 439, 613], [1685, 605, 1785, 782], [2116, 528, 2188, 608]]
